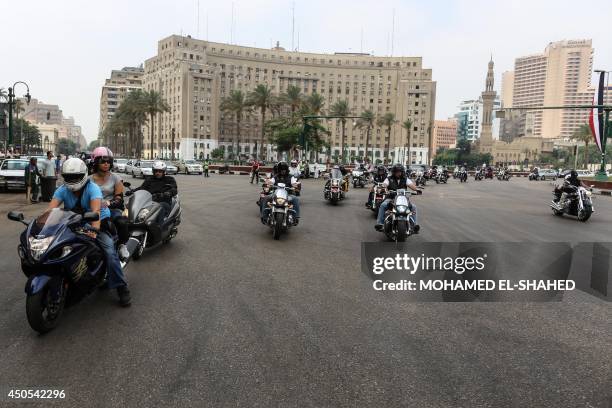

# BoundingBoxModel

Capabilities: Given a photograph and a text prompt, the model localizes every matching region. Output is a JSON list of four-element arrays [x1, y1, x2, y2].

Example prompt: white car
[[164, 162, 178, 175], [0, 159, 43, 191], [537, 169, 558, 180], [113, 158, 128, 173], [178, 159, 203, 174], [575, 170, 594, 178], [132, 160, 155, 178]]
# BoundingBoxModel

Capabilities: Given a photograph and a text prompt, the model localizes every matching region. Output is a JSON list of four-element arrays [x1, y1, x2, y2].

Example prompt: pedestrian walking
[[24, 157, 41, 203], [55, 154, 62, 177], [40, 151, 58, 202]]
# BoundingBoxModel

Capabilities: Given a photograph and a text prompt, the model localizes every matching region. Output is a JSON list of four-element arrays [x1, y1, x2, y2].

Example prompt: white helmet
[[152, 160, 167, 172], [61, 158, 89, 192]]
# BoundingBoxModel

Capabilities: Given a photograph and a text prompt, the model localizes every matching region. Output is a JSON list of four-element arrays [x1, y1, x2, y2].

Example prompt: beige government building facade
[[100, 34, 437, 164]]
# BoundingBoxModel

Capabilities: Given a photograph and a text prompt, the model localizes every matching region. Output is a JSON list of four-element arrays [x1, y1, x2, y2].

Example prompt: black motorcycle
[[551, 185, 594, 222], [263, 183, 298, 240], [123, 182, 182, 259], [8, 208, 133, 333], [378, 189, 421, 242], [459, 169, 468, 183]]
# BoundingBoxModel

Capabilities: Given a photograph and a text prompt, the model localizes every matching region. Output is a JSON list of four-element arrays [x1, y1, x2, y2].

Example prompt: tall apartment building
[[141, 34, 436, 164], [98, 66, 144, 137], [432, 119, 457, 153], [455, 97, 501, 142], [502, 39, 594, 139]]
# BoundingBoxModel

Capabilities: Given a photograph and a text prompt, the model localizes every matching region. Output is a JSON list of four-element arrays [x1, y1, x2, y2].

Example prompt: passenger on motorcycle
[[375, 164, 421, 233], [127, 160, 177, 223], [289, 160, 301, 178], [90, 146, 130, 261], [366, 165, 388, 207], [553, 170, 590, 203], [260, 162, 300, 224], [49, 158, 131, 306]]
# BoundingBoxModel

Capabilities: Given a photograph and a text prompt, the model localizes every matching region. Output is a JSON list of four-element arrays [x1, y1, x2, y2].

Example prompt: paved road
[[0, 175, 610, 407]]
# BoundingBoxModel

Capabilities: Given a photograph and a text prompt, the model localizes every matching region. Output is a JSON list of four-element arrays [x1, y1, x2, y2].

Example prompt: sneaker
[[118, 244, 130, 261], [413, 224, 420, 234], [375, 224, 384, 232], [117, 286, 131, 307]]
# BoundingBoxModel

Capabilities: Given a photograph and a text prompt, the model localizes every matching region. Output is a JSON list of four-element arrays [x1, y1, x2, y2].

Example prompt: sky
[[2, 0, 611, 143]]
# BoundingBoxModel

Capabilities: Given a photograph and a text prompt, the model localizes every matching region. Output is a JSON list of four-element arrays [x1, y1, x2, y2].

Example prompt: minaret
[[479, 58, 496, 153]]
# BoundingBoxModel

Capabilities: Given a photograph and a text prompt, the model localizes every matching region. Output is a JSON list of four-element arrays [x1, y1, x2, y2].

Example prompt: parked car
[[575, 170, 595, 178], [125, 159, 136, 175], [537, 168, 558, 180], [164, 161, 178, 175], [113, 158, 128, 173], [132, 160, 155, 178], [0, 159, 43, 191], [176, 159, 203, 174]]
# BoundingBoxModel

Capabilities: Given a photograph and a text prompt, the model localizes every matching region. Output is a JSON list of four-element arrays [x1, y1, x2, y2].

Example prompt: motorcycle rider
[[553, 169, 590, 203], [289, 159, 301, 178], [366, 165, 388, 208], [260, 161, 300, 225], [127, 160, 177, 223], [90, 146, 130, 261], [48, 158, 131, 306], [375, 164, 422, 233]]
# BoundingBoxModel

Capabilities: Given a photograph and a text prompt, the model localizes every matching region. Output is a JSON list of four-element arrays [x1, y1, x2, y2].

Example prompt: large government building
[[101, 34, 437, 163]]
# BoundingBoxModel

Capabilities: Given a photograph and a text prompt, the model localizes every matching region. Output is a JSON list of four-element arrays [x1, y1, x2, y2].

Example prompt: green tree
[[247, 84, 272, 159], [357, 110, 375, 163], [330, 99, 350, 164], [282, 85, 303, 114], [220, 90, 250, 159], [304, 93, 326, 161], [88, 139, 101, 151], [211, 147, 225, 160], [377, 112, 397, 164], [571, 124, 592, 169], [143, 90, 170, 159], [401, 119, 413, 165], [57, 138, 77, 156]]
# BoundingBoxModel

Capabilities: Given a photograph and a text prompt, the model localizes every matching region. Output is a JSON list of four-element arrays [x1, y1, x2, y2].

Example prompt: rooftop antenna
[[391, 8, 395, 56], [206, 10, 209, 40], [291, 1, 295, 51], [230, 2, 234, 44], [360, 27, 363, 54], [297, 28, 300, 51], [197, 0, 200, 38]]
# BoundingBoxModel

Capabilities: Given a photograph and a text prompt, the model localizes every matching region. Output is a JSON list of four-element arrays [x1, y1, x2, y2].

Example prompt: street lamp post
[[7, 82, 32, 153]]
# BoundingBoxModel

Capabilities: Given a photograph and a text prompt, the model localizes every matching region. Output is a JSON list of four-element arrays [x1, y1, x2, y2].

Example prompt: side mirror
[[123, 181, 131, 188], [8, 211, 25, 223], [82, 212, 99, 222]]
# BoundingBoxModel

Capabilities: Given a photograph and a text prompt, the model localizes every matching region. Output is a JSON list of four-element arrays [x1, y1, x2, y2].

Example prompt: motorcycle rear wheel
[[26, 288, 65, 334], [272, 212, 284, 240]]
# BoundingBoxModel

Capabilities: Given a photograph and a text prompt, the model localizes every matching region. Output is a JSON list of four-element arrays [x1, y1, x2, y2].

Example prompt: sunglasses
[[153, 169, 164, 173], [99, 157, 112, 164]]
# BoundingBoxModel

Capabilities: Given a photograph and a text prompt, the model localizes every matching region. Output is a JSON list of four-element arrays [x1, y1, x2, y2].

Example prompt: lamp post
[[7, 82, 31, 152]]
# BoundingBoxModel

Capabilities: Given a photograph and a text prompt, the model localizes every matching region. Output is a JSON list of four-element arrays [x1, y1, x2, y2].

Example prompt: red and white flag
[[589, 71, 605, 152]]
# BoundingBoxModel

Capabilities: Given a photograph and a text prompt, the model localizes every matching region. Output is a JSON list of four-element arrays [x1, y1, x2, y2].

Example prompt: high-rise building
[[501, 71, 514, 108], [141, 35, 436, 163], [503, 39, 594, 139], [98, 66, 144, 138], [456, 97, 501, 142], [432, 119, 457, 153]]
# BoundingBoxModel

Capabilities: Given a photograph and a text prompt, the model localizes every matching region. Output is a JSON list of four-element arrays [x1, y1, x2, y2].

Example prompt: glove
[[125, 190, 134, 197], [416, 189, 423, 195]]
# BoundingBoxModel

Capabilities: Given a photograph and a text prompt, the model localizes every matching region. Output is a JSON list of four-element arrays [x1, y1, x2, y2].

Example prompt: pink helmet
[[92, 146, 113, 160]]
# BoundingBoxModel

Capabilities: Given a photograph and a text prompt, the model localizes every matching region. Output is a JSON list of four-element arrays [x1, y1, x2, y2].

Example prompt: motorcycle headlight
[[396, 205, 409, 214], [137, 207, 151, 222], [275, 197, 286, 205], [586, 191, 592, 197], [28, 236, 55, 261]]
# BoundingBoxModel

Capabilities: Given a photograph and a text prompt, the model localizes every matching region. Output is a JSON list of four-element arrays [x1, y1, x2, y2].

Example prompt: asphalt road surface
[[0, 175, 610, 407]]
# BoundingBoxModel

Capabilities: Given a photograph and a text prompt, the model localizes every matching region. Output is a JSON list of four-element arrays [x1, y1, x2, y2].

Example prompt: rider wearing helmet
[[553, 169, 589, 203], [49, 158, 131, 306], [366, 165, 388, 208], [375, 164, 422, 232], [90, 147, 129, 261], [260, 161, 300, 224], [128, 160, 177, 222], [289, 159, 301, 178]]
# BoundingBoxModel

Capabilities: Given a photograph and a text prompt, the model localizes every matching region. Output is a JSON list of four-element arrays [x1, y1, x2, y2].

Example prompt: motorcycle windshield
[[395, 195, 409, 206], [30, 208, 77, 237], [128, 190, 152, 214], [274, 188, 289, 200], [331, 169, 343, 179]]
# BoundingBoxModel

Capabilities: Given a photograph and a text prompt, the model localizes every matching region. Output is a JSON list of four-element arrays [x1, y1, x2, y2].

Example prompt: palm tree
[[220, 90, 250, 160], [402, 119, 413, 165], [304, 93, 326, 161], [247, 84, 272, 160], [571, 124, 592, 169], [283, 85, 303, 114], [330, 99, 350, 164], [377, 112, 397, 164], [142, 90, 169, 159], [357, 110, 375, 163]]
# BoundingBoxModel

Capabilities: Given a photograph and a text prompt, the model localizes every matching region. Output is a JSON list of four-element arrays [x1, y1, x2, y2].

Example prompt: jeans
[[377, 199, 417, 225], [260, 194, 300, 220], [97, 231, 127, 289], [41, 177, 57, 201]]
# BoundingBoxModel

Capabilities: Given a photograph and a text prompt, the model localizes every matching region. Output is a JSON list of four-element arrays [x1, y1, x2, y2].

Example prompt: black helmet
[[569, 169, 578, 179], [376, 165, 387, 174], [277, 161, 289, 175], [391, 163, 405, 177]]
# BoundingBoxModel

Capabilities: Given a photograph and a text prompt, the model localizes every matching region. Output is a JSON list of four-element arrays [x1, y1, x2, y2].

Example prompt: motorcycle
[[379, 189, 421, 242], [474, 170, 484, 181], [550, 185, 594, 222], [123, 182, 182, 260], [415, 171, 426, 187], [352, 169, 367, 188], [324, 168, 346, 205], [452, 168, 460, 179], [256, 183, 272, 208], [263, 183, 298, 239], [459, 169, 468, 183], [528, 171, 540, 181], [7, 208, 135, 333], [370, 182, 388, 214], [484, 168, 494, 179], [435, 170, 448, 184], [497, 170, 511, 181]]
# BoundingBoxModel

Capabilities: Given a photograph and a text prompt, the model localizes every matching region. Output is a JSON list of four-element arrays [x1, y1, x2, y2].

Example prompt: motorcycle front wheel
[[578, 207, 592, 222], [396, 222, 407, 242], [273, 212, 284, 240], [26, 287, 65, 334]]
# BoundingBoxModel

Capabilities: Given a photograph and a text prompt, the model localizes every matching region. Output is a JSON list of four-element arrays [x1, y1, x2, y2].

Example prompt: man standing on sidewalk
[[203, 160, 210, 177], [250, 159, 260, 184], [40, 150, 58, 202]]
